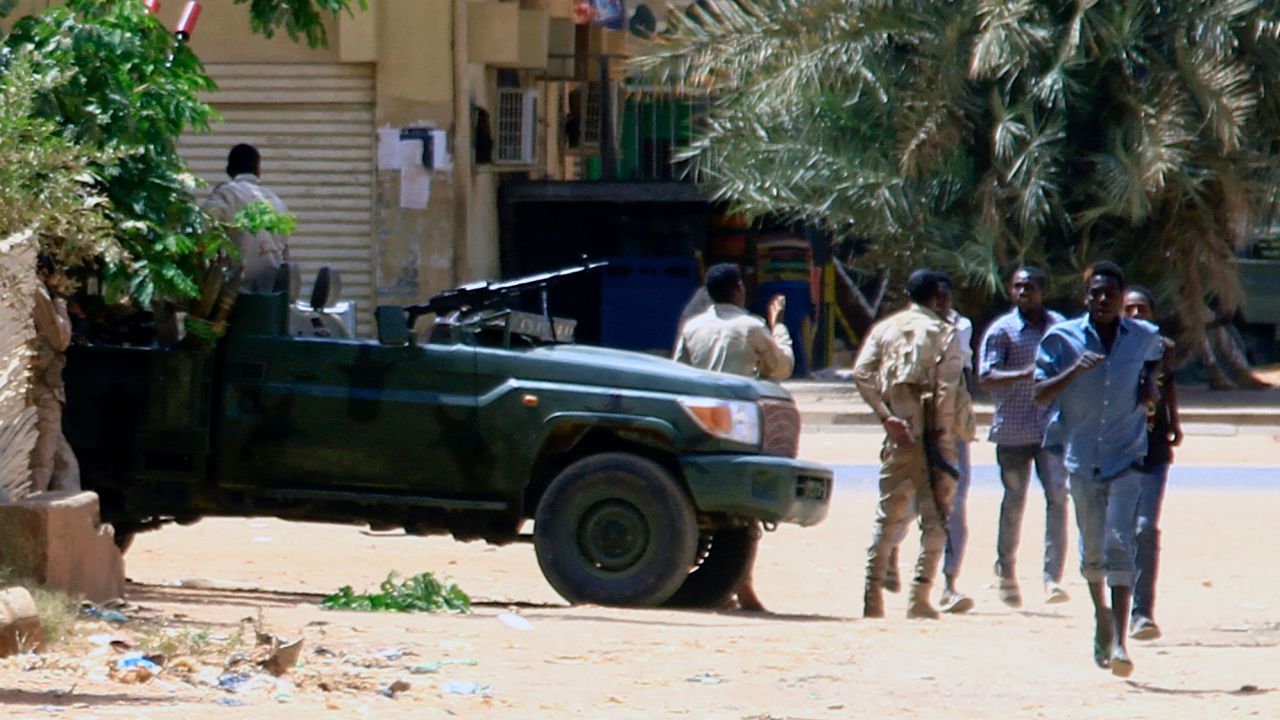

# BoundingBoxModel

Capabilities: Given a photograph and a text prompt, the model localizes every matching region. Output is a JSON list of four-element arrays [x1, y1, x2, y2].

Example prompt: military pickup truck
[[63, 263, 832, 608]]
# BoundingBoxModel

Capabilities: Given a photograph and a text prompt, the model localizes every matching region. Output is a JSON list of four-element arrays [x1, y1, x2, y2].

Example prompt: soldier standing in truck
[[203, 143, 289, 292]]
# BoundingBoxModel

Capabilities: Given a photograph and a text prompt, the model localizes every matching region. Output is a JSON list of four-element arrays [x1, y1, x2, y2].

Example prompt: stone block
[[0, 586, 42, 657], [0, 491, 124, 603]]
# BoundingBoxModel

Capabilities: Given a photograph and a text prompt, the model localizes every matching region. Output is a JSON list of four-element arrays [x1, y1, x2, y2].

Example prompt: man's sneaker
[[1130, 615, 1162, 641], [997, 579, 1022, 608], [939, 589, 975, 614], [1045, 580, 1070, 604]]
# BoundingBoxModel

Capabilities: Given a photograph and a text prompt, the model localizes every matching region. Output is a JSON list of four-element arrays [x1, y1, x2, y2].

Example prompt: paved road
[[832, 463, 1275, 490], [787, 380, 1280, 426]]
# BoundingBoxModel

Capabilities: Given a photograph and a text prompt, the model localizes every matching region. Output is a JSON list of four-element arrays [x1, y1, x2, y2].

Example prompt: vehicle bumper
[[679, 455, 832, 527]]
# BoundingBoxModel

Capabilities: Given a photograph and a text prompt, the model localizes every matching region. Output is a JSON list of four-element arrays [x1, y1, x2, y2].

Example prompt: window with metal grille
[[495, 88, 537, 165], [582, 82, 601, 146]]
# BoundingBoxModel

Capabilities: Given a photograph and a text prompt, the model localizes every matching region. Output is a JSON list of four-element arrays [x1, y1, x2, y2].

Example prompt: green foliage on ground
[[321, 572, 472, 614], [28, 585, 79, 647]]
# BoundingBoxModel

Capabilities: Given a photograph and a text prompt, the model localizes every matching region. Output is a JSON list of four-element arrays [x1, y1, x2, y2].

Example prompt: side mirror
[[375, 305, 414, 346]]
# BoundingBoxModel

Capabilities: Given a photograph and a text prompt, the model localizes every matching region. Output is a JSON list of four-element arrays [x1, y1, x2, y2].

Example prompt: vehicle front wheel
[[662, 524, 759, 609], [534, 452, 697, 607]]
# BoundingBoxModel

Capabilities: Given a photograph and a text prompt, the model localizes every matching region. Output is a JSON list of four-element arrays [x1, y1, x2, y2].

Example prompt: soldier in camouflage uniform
[[29, 258, 78, 494], [853, 269, 966, 619]]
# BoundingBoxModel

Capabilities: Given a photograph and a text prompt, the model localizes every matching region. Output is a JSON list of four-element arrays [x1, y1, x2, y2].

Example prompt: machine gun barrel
[[404, 260, 607, 328]]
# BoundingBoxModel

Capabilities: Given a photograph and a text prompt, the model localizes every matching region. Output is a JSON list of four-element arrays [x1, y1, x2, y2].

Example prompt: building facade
[[9, 0, 652, 334]]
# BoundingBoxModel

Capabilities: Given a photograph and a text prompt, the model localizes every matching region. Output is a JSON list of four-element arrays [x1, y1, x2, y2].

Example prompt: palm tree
[[637, 0, 1280, 376]]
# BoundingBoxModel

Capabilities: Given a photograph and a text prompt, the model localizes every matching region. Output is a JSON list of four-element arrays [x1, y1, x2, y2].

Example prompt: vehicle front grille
[[760, 399, 801, 458]]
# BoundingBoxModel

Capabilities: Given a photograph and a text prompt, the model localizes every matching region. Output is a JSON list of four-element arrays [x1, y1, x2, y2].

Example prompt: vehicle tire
[[534, 452, 697, 607], [662, 524, 758, 608], [112, 525, 137, 554]]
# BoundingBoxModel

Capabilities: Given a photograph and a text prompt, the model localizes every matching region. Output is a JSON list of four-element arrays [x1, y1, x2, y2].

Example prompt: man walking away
[[203, 143, 289, 293], [883, 306, 978, 614], [1035, 261, 1164, 677], [855, 269, 965, 619], [674, 263, 793, 611], [978, 266, 1070, 608], [1123, 285, 1182, 642], [939, 307, 978, 613]]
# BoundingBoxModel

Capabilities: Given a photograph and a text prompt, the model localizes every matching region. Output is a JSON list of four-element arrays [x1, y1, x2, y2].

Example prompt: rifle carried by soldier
[[921, 340, 961, 524]]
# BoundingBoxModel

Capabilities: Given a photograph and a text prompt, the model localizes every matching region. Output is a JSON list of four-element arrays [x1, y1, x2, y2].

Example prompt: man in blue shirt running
[[1034, 261, 1163, 678]]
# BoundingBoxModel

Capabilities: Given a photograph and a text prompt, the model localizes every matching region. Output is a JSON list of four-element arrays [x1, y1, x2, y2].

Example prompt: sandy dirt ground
[[3, 431, 1279, 719]]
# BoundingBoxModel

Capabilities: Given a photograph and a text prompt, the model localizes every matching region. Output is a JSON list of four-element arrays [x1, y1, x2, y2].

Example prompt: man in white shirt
[[203, 144, 289, 292], [674, 263, 794, 612], [675, 264, 793, 380]]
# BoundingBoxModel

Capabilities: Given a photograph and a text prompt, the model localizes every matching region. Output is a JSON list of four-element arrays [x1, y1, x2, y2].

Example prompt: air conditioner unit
[[495, 88, 539, 166]]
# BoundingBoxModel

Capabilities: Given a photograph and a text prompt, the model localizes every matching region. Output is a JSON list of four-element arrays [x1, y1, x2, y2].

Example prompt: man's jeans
[[944, 439, 970, 579], [994, 444, 1069, 583], [1134, 464, 1169, 617], [1070, 469, 1143, 587]]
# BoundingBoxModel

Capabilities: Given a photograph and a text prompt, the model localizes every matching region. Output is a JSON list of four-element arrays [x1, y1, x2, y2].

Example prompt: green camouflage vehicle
[[63, 264, 832, 608]]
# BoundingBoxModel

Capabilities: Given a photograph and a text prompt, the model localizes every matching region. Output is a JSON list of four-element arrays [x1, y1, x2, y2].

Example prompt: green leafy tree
[[639, 1, 1280, 357], [237, 0, 368, 48], [0, 0, 363, 304], [0, 55, 118, 277]]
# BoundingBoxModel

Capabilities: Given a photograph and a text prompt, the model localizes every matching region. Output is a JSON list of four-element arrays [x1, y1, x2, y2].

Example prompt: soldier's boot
[[907, 582, 940, 620], [863, 581, 885, 619]]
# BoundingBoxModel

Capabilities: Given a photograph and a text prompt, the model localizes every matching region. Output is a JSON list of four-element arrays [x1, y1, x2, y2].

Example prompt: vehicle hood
[[488, 344, 792, 402]]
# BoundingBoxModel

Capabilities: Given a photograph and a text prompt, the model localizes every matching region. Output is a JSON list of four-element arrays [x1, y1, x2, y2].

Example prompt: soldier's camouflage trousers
[[29, 388, 79, 495], [865, 441, 957, 592]]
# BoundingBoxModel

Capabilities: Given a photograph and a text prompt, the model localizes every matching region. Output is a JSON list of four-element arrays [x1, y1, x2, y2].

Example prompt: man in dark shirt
[[1122, 285, 1182, 642]]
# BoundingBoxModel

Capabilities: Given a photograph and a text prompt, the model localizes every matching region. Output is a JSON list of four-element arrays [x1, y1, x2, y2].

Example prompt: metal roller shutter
[[178, 63, 376, 335]]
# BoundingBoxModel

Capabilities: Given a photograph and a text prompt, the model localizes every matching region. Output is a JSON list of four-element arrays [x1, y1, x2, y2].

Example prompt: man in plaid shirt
[[978, 267, 1070, 608]]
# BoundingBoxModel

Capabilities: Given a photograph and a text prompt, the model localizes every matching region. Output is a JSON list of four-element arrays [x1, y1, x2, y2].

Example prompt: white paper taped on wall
[[377, 126, 401, 170], [400, 164, 431, 209], [378, 126, 452, 173], [432, 130, 453, 171], [397, 138, 424, 171]]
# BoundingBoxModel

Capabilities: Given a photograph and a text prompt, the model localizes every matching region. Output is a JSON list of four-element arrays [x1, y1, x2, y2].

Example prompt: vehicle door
[[217, 335, 481, 497]]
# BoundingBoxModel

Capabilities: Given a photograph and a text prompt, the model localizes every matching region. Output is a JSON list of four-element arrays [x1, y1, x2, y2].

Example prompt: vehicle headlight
[[678, 397, 761, 446]]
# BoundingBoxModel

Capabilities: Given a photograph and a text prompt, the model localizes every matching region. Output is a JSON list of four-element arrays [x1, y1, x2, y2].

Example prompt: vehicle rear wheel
[[112, 525, 137, 554], [662, 524, 758, 608], [534, 452, 697, 607]]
